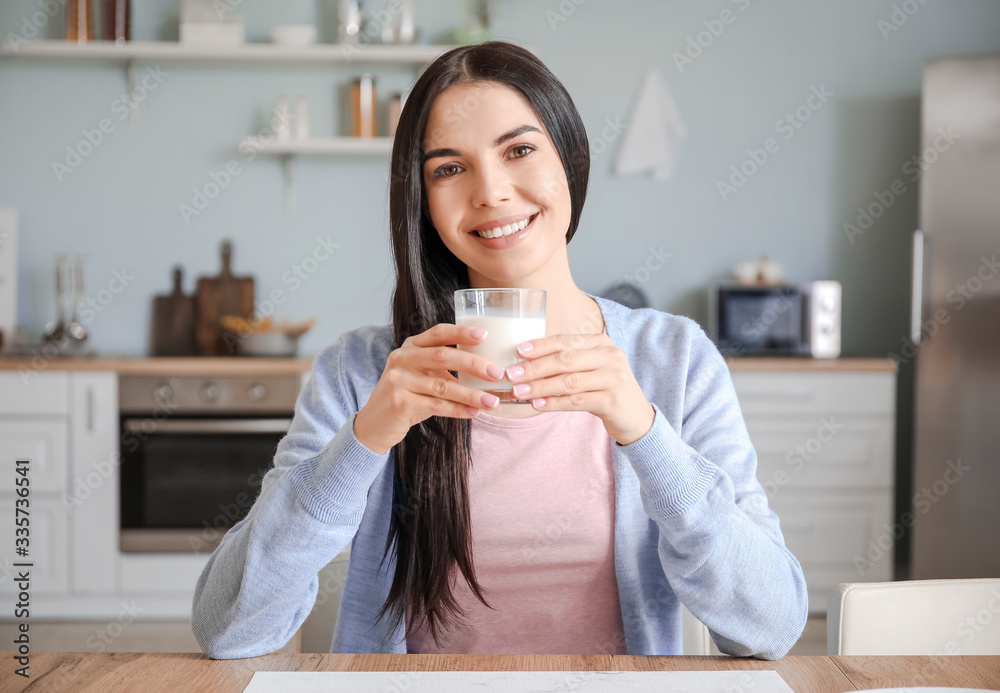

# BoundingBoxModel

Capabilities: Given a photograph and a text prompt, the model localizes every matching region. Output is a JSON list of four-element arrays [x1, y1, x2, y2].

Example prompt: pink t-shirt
[[405, 408, 627, 654]]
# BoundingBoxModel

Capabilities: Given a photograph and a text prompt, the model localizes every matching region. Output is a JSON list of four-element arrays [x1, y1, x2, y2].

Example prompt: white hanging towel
[[614, 67, 687, 182]]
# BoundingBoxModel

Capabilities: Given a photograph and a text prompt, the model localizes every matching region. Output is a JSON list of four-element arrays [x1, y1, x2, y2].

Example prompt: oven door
[[119, 417, 291, 553]]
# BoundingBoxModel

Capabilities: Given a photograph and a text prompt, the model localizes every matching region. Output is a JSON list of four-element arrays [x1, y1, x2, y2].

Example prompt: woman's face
[[421, 81, 573, 288]]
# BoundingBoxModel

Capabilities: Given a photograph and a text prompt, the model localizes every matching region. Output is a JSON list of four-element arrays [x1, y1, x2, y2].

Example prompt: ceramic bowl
[[237, 331, 300, 357]]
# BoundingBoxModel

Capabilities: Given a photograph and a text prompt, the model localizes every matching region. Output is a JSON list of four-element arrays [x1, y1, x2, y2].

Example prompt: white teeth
[[476, 215, 533, 239]]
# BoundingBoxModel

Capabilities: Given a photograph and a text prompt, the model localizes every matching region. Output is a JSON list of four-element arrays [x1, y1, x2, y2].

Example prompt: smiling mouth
[[470, 213, 538, 239]]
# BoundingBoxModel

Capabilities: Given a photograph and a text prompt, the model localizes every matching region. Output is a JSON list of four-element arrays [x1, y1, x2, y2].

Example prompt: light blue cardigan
[[192, 296, 808, 659]]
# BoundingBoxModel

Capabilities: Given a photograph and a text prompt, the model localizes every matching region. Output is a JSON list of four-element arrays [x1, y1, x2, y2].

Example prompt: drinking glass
[[454, 288, 546, 403]]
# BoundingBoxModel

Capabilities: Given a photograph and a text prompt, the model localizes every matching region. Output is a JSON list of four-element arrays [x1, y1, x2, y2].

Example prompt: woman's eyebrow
[[421, 124, 543, 164]]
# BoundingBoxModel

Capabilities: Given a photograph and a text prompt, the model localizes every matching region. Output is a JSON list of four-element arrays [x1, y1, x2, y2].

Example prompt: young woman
[[193, 41, 808, 659]]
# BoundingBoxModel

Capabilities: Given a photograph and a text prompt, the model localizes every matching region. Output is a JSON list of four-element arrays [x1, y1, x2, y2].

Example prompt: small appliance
[[710, 280, 842, 358]]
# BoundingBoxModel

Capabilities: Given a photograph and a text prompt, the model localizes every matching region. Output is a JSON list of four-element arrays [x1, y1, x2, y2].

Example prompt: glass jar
[[350, 74, 376, 137], [387, 92, 403, 137], [103, 0, 131, 43], [66, 0, 93, 42]]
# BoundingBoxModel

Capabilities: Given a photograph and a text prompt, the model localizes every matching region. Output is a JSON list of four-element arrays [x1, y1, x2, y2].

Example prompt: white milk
[[456, 315, 546, 392]]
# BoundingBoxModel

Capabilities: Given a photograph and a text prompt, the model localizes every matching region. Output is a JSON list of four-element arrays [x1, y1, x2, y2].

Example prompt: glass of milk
[[454, 288, 546, 402]]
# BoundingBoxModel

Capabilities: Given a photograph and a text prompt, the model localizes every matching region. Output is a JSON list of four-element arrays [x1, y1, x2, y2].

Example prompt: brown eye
[[510, 145, 535, 159], [434, 163, 462, 178]]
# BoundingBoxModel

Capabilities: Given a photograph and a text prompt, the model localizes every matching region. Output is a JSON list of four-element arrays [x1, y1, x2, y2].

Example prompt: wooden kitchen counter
[[0, 355, 314, 375], [0, 353, 895, 376], [726, 357, 897, 372], [12, 653, 999, 692]]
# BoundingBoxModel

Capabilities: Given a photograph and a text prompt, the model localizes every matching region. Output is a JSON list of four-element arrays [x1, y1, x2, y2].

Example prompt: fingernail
[[486, 363, 504, 379], [471, 328, 487, 339], [516, 342, 533, 353], [513, 383, 531, 397], [532, 397, 547, 409], [481, 394, 500, 409], [506, 365, 525, 379]]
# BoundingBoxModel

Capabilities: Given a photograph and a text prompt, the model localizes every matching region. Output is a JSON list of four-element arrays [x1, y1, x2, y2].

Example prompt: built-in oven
[[118, 374, 301, 553]]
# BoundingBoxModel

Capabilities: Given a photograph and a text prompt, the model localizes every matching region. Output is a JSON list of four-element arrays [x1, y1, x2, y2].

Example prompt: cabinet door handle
[[86, 386, 95, 433], [911, 229, 925, 344]]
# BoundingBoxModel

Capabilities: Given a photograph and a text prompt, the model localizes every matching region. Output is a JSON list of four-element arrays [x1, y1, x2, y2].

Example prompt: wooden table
[[11, 653, 1000, 692]]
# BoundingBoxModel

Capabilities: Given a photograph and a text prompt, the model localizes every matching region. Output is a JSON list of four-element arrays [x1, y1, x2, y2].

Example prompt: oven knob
[[153, 383, 173, 403], [247, 383, 268, 401], [200, 382, 222, 403], [821, 296, 837, 313], [820, 320, 835, 334]]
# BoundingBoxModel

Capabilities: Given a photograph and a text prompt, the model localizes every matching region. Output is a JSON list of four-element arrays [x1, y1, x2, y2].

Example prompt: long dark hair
[[376, 40, 591, 648]]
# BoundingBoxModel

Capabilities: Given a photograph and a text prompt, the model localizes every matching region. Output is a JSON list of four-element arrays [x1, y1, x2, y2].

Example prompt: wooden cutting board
[[152, 266, 197, 356], [194, 240, 255, 356]]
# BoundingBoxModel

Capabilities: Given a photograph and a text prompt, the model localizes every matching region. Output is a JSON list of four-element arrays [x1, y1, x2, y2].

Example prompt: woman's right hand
[[353, 324, 505, 454]]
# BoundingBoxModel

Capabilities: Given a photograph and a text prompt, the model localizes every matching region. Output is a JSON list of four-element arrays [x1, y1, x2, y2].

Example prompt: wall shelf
[[2, 39, 442, 213], [0, 39, 459, 65], [240, 137, 395, 213], [241, 136, 394, 156]]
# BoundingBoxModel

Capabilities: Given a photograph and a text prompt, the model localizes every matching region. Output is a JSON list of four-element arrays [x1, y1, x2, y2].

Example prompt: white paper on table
[[614, 66, 688, 182], [243, 669, 795, 692]]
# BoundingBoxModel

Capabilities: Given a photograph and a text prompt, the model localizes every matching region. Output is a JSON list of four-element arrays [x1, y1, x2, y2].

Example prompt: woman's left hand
[[505, 333, 655, 446]]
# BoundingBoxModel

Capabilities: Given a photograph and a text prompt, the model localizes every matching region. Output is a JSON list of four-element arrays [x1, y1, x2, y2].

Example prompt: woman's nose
[[470, 162, 512, 207]]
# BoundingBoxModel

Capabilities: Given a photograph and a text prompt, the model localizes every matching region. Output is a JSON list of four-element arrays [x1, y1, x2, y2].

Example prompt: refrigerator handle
[[910, 229, 925, 344]]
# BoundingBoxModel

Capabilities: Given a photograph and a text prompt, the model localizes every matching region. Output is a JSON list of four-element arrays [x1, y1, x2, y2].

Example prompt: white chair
[[828, 578, 1000, 655]]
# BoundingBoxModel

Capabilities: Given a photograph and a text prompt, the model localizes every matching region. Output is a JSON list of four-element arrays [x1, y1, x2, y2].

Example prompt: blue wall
[[2, 0, 999, 356]]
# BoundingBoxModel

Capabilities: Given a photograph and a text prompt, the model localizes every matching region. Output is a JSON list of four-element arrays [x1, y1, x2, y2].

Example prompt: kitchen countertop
[[0, 355, 315, 375], [0, 354, 896, 375]]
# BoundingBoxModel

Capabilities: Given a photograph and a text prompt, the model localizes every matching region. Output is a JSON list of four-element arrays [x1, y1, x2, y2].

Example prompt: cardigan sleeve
[[191, 334, 390, 659], [617, 329, 809, 660]]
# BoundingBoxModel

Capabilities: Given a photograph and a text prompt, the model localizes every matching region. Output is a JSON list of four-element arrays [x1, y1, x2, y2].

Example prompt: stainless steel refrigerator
[[910, 52, 1000, 579]]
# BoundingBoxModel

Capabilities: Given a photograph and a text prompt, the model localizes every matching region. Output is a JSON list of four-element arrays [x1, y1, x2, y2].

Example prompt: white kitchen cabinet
[[0, 372, 70, 597], [68, 372, 118, 595], [729, 363, 897, 615], [0, 371, 68, 415], [0, 419, 68, 493], [0, 496, 68, 594], [0, 371, 118, 602]]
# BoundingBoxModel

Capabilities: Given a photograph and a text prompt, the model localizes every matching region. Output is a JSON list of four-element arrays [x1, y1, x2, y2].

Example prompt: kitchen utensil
[[152, 265, 197, 356], [194, 240, 255, 356], [44, 254, 88, 347]]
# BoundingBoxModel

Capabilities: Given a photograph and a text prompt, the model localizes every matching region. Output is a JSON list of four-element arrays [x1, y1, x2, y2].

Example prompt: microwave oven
[[709, 280, 842, 358]]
